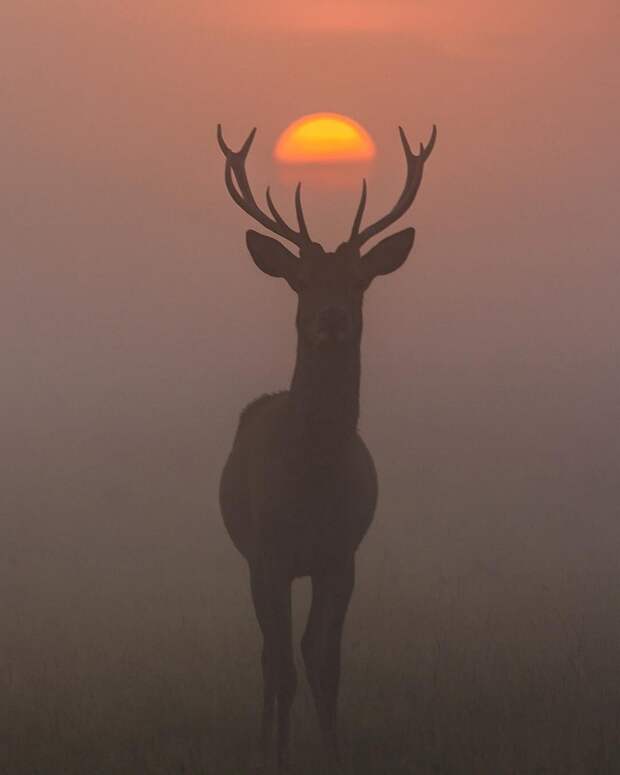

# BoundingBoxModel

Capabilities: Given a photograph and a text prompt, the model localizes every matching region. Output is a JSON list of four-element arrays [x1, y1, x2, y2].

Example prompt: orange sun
[[274, 113, 376, 165]]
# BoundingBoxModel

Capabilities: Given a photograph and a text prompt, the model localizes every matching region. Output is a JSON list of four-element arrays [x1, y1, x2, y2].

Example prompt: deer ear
[[246, 230, 300, 288], [360, 227, 415, 286]]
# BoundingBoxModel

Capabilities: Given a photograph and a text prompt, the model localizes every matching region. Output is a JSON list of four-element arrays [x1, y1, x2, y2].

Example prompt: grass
[[4, 572, 619, 775]]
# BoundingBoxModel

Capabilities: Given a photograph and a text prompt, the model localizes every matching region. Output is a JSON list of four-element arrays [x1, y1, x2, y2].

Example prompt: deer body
[[220, 359, 377, 576], [216, 123, 436, 773]]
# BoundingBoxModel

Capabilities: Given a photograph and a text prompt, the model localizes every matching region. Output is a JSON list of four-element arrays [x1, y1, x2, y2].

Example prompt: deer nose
[[319, 306, 350, 339]]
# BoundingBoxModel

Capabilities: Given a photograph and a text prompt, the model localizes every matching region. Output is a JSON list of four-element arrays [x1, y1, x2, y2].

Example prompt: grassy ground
[[4, 573, 619, 775]]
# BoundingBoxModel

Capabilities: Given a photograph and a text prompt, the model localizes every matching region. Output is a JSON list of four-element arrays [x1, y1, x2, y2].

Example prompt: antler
[[349, 125, 437, 246], [217, 125, 312, 249]]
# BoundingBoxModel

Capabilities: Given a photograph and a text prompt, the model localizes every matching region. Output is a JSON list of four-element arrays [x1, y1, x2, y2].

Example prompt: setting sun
[[274, 113, 376, 164]]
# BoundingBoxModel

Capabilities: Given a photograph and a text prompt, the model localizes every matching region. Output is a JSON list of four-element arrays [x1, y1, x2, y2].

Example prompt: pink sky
[[3, 0, 620, 687], [3, 0, 618, 433]]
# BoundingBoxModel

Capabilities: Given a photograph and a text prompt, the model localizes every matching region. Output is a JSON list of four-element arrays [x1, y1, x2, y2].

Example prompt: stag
[[218, 122, 436, 773]]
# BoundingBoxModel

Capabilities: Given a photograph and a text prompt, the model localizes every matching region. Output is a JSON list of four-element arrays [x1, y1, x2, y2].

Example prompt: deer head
[[217, 123, 436, 349]]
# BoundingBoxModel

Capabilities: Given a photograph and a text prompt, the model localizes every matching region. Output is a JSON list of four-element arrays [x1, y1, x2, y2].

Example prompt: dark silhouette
[[218, 122, 436, 773]]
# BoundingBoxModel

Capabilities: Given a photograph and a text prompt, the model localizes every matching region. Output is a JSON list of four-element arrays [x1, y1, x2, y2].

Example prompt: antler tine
[[220, 127, 261, 212], [216, 123, 231, 156], [353, 125, 437, 247], [349, 178, 368, 241], [295, 183, 311, 243], [217, 125, 312, 248], [239, 127, 257, 158], [265, 186, 292, 230], [217, 124, 256, 160], [422, 124, 437, 161], [398, 125, 413, 157], [222, 152, 280, 236]]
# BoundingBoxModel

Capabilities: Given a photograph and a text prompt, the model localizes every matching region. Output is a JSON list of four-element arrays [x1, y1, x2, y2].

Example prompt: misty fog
[[3, 2, 619, 773]]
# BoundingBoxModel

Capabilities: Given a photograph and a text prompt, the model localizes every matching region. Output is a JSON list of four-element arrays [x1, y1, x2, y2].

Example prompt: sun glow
[[274, 113, 376, 164]]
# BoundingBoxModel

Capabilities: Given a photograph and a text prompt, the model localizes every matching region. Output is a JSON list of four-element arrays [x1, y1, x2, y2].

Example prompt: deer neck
[[289, 336, 361, 456]]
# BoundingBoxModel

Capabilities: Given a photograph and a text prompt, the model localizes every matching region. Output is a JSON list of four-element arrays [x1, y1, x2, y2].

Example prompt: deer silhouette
[[218, 122, 436, 773]]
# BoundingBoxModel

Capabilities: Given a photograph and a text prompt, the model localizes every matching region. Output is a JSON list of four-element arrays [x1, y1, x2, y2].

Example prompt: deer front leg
[[302, 557, 355, 773], [250, 561, 296, 774]]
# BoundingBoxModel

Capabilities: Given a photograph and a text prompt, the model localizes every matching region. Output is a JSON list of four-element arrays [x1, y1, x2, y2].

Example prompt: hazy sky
[[3, 1, 619, 630]]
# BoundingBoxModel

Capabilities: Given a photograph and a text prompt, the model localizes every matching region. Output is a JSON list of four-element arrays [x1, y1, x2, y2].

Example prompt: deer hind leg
[[250, 564, 296, 774], [301, 558, 355, 773]]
